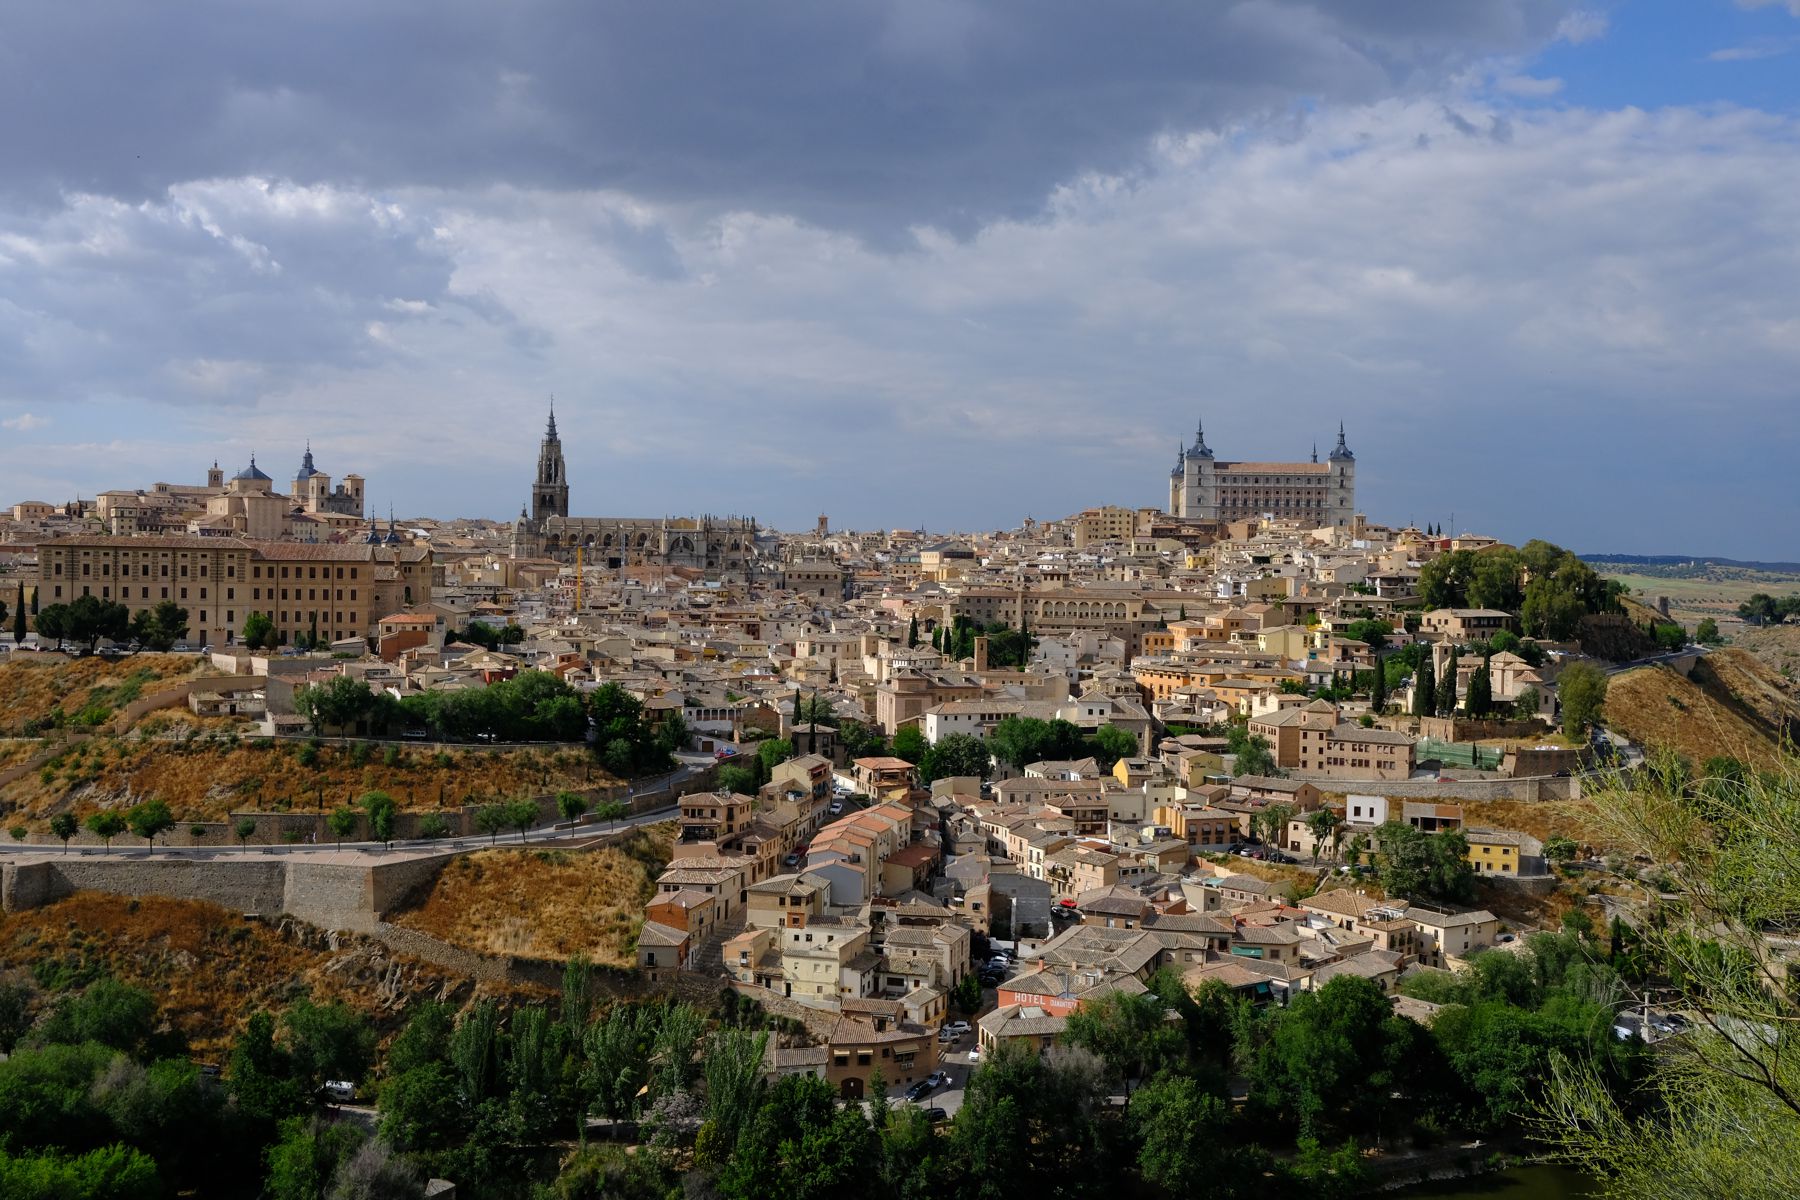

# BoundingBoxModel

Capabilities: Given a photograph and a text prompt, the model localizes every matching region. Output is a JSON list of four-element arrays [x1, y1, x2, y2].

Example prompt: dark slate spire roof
[[546, 398, 558, 440], [235, 455, 271, 482], [1330, 422, 1354, 461], [1187, 417, 1213, 459], [294, 442, 320, 482]]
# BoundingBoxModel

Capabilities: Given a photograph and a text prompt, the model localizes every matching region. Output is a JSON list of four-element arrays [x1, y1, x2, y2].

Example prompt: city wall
[[0, 849, 463, 932]]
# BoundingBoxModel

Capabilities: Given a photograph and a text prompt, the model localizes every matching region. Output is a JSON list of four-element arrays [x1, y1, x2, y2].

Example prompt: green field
[[1597, 569, 1800, 626]]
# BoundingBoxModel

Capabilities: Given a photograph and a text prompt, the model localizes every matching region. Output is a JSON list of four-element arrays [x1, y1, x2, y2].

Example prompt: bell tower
[[532, 400, 569, 524]]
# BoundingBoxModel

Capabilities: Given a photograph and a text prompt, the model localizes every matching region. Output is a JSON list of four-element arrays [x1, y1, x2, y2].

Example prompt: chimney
[[973, 636, 989, 673]]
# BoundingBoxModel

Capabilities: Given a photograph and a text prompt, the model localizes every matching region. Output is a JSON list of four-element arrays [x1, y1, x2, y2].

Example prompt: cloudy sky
[[2, 0, 1796, 557]]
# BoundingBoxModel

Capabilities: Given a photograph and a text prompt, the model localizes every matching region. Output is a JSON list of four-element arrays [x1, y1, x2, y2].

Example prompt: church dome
[[294, 443, 321, 482], [234, 456, 271, 482]]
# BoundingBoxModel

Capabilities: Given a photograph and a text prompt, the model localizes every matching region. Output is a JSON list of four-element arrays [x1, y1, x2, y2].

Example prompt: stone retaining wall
[[1298, 773, 1580, 802]]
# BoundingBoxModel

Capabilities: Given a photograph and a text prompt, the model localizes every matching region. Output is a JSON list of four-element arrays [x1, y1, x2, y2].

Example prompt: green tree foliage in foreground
[[1537, 753, 1800, 1199]]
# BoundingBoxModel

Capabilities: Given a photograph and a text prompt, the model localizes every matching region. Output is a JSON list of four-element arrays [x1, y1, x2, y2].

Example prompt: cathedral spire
[[1330, 422, 1354, 461], [546, 397, 558, 440]]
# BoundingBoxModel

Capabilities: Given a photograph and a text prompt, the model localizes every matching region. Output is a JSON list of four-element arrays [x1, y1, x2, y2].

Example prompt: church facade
[[510, 406, 758, 574], [1167, 421, 1355, 527]]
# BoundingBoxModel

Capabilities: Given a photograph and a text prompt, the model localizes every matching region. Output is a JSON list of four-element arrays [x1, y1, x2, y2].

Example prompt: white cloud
[[1555, 11, 1609, 43], [2, 95, 1799, 557], [1707, 37, 1798, 61], [1, 413, 49, 432], [1495, 74, 1565, 96]]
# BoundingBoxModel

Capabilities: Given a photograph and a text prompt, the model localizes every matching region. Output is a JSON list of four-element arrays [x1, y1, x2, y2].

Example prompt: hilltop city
[[0, 410, 1795, 1199]]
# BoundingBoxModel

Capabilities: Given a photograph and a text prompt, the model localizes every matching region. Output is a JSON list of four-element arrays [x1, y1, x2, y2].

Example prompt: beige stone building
[[1248, 700, 1415, 781], [36, 534, 430, 648]]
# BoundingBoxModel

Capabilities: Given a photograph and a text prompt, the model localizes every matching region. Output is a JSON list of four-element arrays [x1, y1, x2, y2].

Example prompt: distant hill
[[1582, 553, 1800, 573]]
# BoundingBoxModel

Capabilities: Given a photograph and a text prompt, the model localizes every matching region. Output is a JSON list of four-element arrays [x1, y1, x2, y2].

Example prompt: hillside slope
[[1604, 657, 1791, 770], [1, 733, 606, 828], [0, 654, 207, 733], [391, 823, 675, 968], [0, 894, 521, 1056], [1731, 625, 1800, 687]]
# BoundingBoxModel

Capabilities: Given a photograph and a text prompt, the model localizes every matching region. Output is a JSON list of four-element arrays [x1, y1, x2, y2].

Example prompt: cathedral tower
[[532, 402, 569, 524]]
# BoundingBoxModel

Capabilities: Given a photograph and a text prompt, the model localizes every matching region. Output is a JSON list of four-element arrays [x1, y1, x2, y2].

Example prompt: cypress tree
[[1467, 654, 1493, 718], [12, 583, 23, 643], [1436, 648, 1460, 716], [907, 615, 919, 648], [1413, 658, 1435, 718], [1370, 657, 1387, 714]]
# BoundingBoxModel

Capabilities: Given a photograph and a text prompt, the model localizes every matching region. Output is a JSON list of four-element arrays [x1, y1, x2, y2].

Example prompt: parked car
[[966, 1046, 982, 1065], [923, 1106, 948, 1123], [783, 853, 801, 868], [828, 800, 844, 815], [924, 1071, 948, 1089], [940, 1021, 971, 1039], [322, 1080, 356, 1103], [905, 1080, 933, 1101]]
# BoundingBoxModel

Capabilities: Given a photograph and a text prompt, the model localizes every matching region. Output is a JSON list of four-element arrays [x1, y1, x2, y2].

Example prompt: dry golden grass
[[0, 893, 517, 1056], [0, 734, 607, 827], [0, 738, 43, 770], [1694, 646, 1800, 737], [393, 823, 676, 968], [1457, 796, 1602, 845], [0, 654, 205, 734], [1199, 852, 1331, 899], [1733, 625, 1800, 683], [1605, 662, 1787, 771]]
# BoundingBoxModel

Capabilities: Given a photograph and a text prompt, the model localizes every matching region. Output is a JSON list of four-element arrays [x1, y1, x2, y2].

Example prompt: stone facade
[[1167, 419, 1355, 528], [36, 535, 431, 648]]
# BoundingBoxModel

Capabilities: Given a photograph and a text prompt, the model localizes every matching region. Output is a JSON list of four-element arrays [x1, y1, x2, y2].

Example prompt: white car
[[828, 800, 844, 815], [939, 1021, 971, 1040]]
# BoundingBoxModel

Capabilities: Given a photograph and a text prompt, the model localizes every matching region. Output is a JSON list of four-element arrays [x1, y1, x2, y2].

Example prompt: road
[[880, 1029, 979, 1120], [1604, 644, 1709, 675]]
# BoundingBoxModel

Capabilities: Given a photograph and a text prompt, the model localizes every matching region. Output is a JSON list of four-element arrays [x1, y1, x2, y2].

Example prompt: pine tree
[[1436, 648, 1460, 715]]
